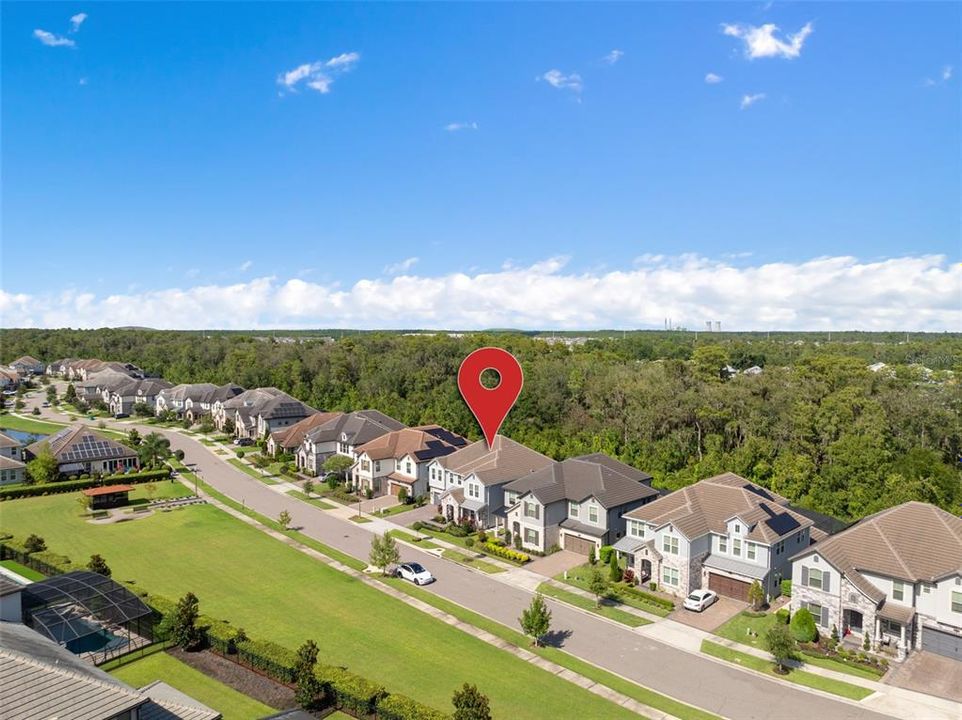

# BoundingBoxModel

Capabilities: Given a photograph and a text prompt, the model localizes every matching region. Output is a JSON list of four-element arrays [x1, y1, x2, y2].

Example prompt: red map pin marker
[[458, 347, 524, 449]]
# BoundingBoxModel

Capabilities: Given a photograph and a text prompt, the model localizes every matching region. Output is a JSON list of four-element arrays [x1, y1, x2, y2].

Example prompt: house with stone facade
[[503, 454, 659, 556], [618, 473, 815, 600], [432, 436, 554, 526], [351, 426, 466, 498], [790, 501, 962, 662], [295, 410, 405, 477], [210, 387, 304, 437]]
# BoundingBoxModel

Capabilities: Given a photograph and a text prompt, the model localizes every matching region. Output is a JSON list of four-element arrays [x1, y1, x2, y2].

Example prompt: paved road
[[20, 393, 892, 720]]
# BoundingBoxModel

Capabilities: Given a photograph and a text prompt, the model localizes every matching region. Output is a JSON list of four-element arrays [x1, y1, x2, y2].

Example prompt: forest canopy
[[3, 328, 960, 521]]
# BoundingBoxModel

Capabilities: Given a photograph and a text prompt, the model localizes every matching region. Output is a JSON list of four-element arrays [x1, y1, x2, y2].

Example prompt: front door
[[843, 609, 864, 634], [640, 559, 652, 581]]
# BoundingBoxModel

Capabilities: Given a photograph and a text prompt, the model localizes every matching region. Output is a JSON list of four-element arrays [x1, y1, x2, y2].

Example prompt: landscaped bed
[[557, 563, 673, 617], [442, 549, 506, 574]]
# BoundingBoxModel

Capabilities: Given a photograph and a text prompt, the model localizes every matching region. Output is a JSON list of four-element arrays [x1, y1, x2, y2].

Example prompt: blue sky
[[2, 2, 959, 330]]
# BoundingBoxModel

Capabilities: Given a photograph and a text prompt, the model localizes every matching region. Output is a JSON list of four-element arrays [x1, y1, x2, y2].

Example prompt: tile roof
[[435, 436, 554, 486], [0, 455, 26, 470], [159, 383, 219, 404], [506, 454, 657, 508], [356, 425, 466, 462], [792, 501, 962, 587], [82, 484, 134, 497], [303, 410, 405, 446], [0, 431, 21, 449], [256, 396, 316, 421], [10, 356, 43, 367], [271, 412, 344, 449], [623, 472, 813, 543]]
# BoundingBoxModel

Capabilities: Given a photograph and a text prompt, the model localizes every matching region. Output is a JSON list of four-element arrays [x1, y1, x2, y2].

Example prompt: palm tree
[[137, 432, 171, 468]]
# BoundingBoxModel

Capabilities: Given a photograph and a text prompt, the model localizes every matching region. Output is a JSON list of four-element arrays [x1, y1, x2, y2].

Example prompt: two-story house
[[252, 396, 316, 438], [182, 383, 244, 425], [267, 411, 342, 456], [0, 431, 25, 486], [432, 436, 554, 527], [296, 410, 405, 477], [75, 370, 133, 405], [791, 501, 962, 661], [504, 454, 659, 555], [619, 473, 815, 600], [107, 378, 173, 416], [352, 425, 467, 498], [8, 356, 45, 376], [155, 383, 219, 416], [210, 387, 304, 438]]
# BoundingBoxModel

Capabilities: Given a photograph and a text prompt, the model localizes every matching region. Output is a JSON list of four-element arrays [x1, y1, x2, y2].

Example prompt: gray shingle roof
[[506, 455, 657, 508], [437, 436, 554, 486], [304, 410, 405, 445]]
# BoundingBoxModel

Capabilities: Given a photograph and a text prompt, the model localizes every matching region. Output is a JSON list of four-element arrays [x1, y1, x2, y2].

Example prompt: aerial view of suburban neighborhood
[[1, 2, 959, 720]]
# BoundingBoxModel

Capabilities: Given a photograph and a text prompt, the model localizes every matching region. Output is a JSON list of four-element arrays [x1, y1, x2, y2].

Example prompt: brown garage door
[[389, 483, 404, 497], [563, 534, 596, 555], [708, 573, 751, 601]]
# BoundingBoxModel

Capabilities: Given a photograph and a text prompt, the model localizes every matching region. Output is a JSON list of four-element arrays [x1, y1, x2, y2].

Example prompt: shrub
[[377, 693, 450, 720], [620, 585, 675, 611], [446, 523, 468, 538], [315, 664, 386, 715], [398, 488, 408, 504], [28, 550, 73, 575], [599, 545, 614, 564], [412, 521, 423, 531], [464, 537, 475, 548], [776, 608, 790, 625], [236, 638, 300, 682], [790, 607, 817, 643], [24, 534, 47, 553], [587, 547, 596, 565], [482, 541, 529, 564], [365, 488, 373, 500], [0, 468, 171, 501], [780, 579, 792, 597], [649, 581, 657, 591], [433, 514, 445, 523], [203, 618, 242, 654], [477, 529, 487, 543]]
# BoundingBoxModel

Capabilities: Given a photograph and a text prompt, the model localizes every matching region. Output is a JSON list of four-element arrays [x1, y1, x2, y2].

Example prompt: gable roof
[[159, 383, 219, 404], [623, 473, 813, 543], [10, 356, 42, 367], [356, 425, 467, 462], [303, 410, 406, 446], [506, 454, 657, 508], [27, 425, 137, 464], [0, 455, 26, 471], [256, 395, 316, 421], [111, 378, 174, 398], [792, 501, 962, 586], [436, 435, 554, 486], [272, 412, 344, 449], [0, 431, 21, 449]]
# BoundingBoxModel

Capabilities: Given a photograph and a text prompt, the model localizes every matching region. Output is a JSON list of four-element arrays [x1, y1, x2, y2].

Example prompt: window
[[952, 592, 962, 614], [374, 461, 381, 472], [524, 502, 540, 520], [662, 567, 679, 586], [360, 460, 370, 471], [733, 538, 742, 557], [747, 543, 756, 561], [923, 584, 932, 594], [662, 535, 679, 555], [892, 581, 904, 602], [627, 520, 645, 538], [589, 505, 598, 523], [718, 536, 728, 553], [524, 528, 540, 545], [879, 618, 901, 635], [808, 568, 823, 589], [803, 602, 828, 628], [569, 502, 579, 518], [405, 461, 412, 475], [801, 566, 830, 592], [734, 523, 741, 534]]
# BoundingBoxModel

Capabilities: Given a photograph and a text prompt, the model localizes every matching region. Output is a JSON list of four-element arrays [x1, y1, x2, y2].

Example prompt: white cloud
[[540, 69, 583, 93], [722, 21, 813, 59], [239, 260, 253, 272], [79, 77, 88, 86], [740, 92, 766, 109], [943, 65, 954, 81], [2, 255, 957, 331], [705, 73, 724, 84], [384, 257, 419, 275], [602, 49, 624, 65], [277, 52, 360, 94], [924, 65, 954, 87], [69, 13, 87, 32], [444, 122, 479, 132], [33, 29, 75, 47]]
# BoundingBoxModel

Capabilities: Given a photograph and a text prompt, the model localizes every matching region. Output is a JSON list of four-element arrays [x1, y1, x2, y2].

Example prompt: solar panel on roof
[[744, 484, 774, 501], [765, 513, 800, 536]]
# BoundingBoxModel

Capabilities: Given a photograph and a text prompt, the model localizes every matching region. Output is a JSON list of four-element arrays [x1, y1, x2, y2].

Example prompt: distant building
[[8, 356, 45, 376]]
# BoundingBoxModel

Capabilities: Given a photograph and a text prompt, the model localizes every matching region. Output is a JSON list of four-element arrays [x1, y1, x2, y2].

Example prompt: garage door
[[563, 534, 596, 555], [389, 483, 404, 497], [922, 626, 962, 661], [708, 573, 751, 601]]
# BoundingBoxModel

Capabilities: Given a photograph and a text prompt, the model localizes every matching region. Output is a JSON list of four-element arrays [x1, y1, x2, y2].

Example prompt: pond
[[0, 428, 47, 445]]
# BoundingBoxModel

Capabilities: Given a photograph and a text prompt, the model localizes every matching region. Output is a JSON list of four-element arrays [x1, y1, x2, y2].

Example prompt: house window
[[406, 461, 412, 475], [662, 535, 679, 555], [892, 581, 904, 602], [662, 567, 679, 587], [719, 536, 728, 553], [569, 502, 579, 518], [808, 568, 823, 590], [374, 461, 381, 472], [524, 528, 540, 545], [803, 602, 828, 628], [733, 538, 742, 557], [879, 618, 901, 635], [468, 484, 479, 499], [747, 543, 756, 561], [627, 520, 645, 538], [361, 460, 370, 471], [589, 506, 598, 523], [734, 523, 741, 534], [923, 584, 932, 594], [524, 502, 540, 520], [952, 592, 962, 614]]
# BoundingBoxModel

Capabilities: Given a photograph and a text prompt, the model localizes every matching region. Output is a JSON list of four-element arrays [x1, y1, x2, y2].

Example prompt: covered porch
[[876, 602, 916, 661], [613, 536, 659, 583], [439, 488, 487, 528]]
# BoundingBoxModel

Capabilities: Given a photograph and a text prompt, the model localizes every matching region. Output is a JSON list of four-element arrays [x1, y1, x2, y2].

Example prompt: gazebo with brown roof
[[83, 484, 135, 510]]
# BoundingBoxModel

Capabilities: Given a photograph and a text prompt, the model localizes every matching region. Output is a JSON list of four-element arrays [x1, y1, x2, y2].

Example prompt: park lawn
[[713, 611, 779, 650], [700, 641, 872, 701], [0, 414, 66, 434], [1, 492, 639, 720], [110, 651, 274, 720], [285, 489, 336, 510], [227, 459, 278, 484], [129, 481, 194, 503], [442, 549, 505, 574], [0, 559, 45, 581], [537, 583, 651, 627]]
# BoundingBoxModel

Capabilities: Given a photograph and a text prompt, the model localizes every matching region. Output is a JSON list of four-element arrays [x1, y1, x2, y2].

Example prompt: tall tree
[[137, 432, 171, 468], [170, 592, 202, 649], [518, 593, 552, 646], [369, 533, 400, 576], [588, 567, 609, 607], [293, 639, 322, 709], [765, 624, 796, 674], [26, 444, 59, 484]]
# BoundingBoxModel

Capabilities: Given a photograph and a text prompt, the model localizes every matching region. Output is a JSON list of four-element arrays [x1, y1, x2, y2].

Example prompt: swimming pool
[[66, 626, 128, 655]]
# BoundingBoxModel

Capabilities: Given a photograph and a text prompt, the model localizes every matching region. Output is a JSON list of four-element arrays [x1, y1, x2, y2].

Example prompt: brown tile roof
[[436, 436, 554, 486], [356, 425, 466, 462], [792, 502, 962, 586], [83, 484, 134, 497], [623, 473, 813, 543], [0, 432, 20, 449], [0, 455, 25, 470], [506, 454, 657, 508], [272, 412, 343, 450]]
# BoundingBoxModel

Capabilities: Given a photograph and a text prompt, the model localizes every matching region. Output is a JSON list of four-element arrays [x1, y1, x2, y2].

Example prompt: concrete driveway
[[669, 594, 747, 631], [886, 651, 962, 702], [527, 550, 585, 578]]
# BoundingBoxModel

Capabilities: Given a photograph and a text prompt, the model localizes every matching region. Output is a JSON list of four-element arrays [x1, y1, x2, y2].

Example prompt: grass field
[[0, 414, 67, 434], [700, 641, 873, 701], [227, 459, 278, 484], [2, 491, 640, 720], [110, 651, 275, 720], [0, 559, 46, 581]]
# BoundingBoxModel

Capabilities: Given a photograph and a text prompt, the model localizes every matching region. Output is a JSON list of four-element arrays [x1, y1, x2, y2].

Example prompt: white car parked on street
[[683, 589, 719, 612], [396, 562, 435, 586]]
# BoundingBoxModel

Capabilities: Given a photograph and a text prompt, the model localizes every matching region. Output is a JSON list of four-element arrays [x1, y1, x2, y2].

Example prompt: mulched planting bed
[[168, 647, 294, 711]]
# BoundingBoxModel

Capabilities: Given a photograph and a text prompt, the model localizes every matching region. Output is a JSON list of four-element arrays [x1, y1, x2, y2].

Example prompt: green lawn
[[285, 489, 336, 510], [386, 529, 442, 550], [700, 641, 873, 701], [442, 549, 505, 574], [1, 490, 641, 720], [557, 563, 672, 617], [227, 459, 278, 484], [129, 480, 194, 503], [349, 514, 373, 523], [374, 503, 422, 519], [110, 651, 274, 720], [0, 415, 67, 434], [537, 583, 651, 627], [0, 559, 45, 581]]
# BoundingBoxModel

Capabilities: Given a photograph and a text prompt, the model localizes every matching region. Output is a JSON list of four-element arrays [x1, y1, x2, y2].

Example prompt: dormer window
[[734, 523, 741, 534], [569, 502, 579, 518]]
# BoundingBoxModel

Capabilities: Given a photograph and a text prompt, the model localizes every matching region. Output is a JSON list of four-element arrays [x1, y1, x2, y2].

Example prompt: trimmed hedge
[[236, 637, 300, 683], [200, 615, 243, 654], [619, 585, 675, 611], [0, 468, 172, 501], [24, 550, 74, 575], [482, 541, 529, 564], [316, 664, 386, 715], [598, 545, 615, 564], [377, 693, 451, 720]]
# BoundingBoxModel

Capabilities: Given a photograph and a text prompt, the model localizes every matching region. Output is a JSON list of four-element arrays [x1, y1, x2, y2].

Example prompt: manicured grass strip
[[215, 449, 228, 455], [0, 415, 67, 434], [557, 564, 672, 617], [227, 459, 279, 484], [286, 489, 336, 510], [387, 529, 442, 550], [700, 641, 873, 701], [350, 514, 373, 524], [798, 650, 887, 680], [0, 559, 46, 581], [538, 583, 650, 627], [374, 502, 422, 518], [111, 651, 275, 720], [383, 578, 720, 720], [443, 549, 506, 574], [199, 439, 216, 446]]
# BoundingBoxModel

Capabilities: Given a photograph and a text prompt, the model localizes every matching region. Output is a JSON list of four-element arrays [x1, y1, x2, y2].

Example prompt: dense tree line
[[3, 328, 960, 519]]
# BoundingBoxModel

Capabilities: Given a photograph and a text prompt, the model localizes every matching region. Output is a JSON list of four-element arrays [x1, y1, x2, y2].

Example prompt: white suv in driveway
[[683, 589, 719, 612]]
